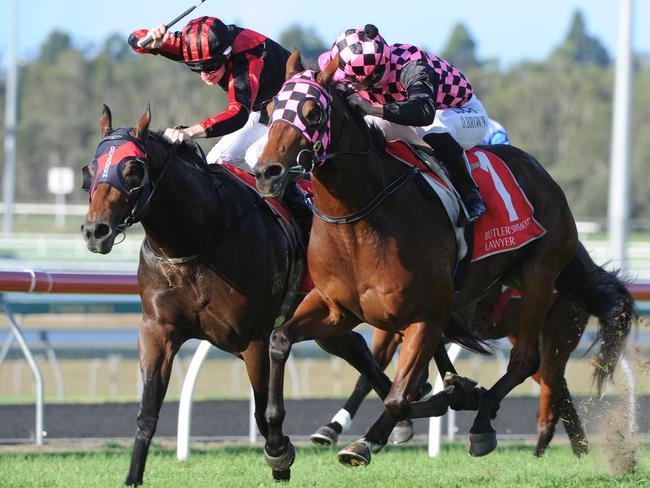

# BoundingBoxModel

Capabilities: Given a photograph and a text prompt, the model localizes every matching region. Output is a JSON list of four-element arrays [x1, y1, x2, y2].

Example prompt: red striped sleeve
[[199, 75, 248, 137], [128, 29, 184, 61], [245, 53, 264, 107]]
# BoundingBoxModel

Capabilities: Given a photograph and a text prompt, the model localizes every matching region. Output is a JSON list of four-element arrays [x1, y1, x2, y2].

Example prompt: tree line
[[0, 10, 648, 225]]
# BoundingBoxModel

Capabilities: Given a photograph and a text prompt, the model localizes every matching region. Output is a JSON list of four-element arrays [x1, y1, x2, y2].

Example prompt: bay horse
[[80, 105, 394, 485], [313, 278, 634, 457], [254, 51, 633, 475]]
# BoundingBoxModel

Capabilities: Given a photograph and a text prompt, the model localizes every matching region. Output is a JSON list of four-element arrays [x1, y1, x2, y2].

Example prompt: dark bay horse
[[80, 105, 361, 485], [313, 278, 634, 457], [254, 52, 633, 474]]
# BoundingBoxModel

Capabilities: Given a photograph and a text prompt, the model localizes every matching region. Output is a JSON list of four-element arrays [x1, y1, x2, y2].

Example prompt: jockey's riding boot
[[447, 152, 486, 225], [423, 132, 485, 226], [281, 181, 313, 249]]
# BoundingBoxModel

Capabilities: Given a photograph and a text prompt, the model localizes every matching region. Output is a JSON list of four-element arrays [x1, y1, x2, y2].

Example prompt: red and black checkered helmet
[[334, 24, 391, 86], [181, 16, 233, 72]]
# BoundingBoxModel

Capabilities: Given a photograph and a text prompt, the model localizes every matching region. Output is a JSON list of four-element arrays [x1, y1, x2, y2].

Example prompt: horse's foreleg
[[469, 267, 557, 457], [242, 339, 270, 439], [312, 329, 400, 446], [265, 290, 358, 480], [125, 323, 178, 486]]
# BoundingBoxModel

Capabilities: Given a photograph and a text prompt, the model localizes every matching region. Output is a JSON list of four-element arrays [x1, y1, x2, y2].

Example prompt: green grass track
[[0, 442, 648, 487]]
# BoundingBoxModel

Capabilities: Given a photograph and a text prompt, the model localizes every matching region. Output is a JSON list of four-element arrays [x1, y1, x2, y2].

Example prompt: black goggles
[[185, 47, 232, 73], [186, 57, 224, 73]]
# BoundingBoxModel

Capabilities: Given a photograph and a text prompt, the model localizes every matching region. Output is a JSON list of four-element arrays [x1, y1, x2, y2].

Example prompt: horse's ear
[[99, 104, 113, 137], [285, 49, 304, 80], [317, 55, 340, 86], [133, 103, 151, 141]]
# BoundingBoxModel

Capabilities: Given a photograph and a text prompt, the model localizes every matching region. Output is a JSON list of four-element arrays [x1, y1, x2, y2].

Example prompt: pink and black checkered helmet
[[334, 24, 391, 86]]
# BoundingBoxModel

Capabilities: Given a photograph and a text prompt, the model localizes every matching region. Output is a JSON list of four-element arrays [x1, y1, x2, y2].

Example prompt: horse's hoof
[[337, 441, 371, 467], [124, 473, 143, 487], [311, 425, 338, 446], [572, 442, 589, 456], [444, 372, 478, 391], [468, 431, 497, 457], [389, 419, 414, 445], [445, 373, 482, 411], [272, 469, 291, 482], [265, 439, 296, 471]]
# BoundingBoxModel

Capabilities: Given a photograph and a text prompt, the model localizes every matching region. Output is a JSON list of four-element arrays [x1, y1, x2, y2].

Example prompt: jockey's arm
[[128, 27, 184, 62], [382, 61, 438, 126], [198, 54, 264, 138]]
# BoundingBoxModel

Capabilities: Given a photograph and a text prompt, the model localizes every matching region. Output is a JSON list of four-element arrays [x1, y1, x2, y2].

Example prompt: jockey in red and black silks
[[319, 24, 490, 224], [128, 16, 313, 243]]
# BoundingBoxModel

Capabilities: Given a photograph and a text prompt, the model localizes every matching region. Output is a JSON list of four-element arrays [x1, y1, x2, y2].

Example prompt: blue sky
[[1, 0, 649, 69]]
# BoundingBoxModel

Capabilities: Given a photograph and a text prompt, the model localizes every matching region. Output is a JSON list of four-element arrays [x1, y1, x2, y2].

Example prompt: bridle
[[268, 74, 421, 224], [81, 128, 177, 236]]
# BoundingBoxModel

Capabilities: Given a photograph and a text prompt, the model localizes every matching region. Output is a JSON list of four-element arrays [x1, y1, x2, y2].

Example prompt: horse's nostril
[[93, 223, 111, 240], [263, 165, 284, 179]]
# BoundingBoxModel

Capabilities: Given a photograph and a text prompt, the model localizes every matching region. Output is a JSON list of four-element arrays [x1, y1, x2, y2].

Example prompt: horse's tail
[[444, 316, 491, 356], [555, 241, 636, 394]]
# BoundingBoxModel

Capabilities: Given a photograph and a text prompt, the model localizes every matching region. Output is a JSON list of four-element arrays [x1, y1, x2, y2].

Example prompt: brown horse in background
[[312, 280, 633, 457], [80, 105, 372, 485], [254, 51, 633, 477]]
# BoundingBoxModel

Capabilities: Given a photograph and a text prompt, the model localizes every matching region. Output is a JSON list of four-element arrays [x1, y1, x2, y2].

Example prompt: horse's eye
[[305, 105, 323, 126], [123, 161, 145, 189]]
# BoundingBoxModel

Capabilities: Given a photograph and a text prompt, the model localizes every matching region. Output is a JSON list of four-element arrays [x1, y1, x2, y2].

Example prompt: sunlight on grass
[[0, 442, 648, 487]]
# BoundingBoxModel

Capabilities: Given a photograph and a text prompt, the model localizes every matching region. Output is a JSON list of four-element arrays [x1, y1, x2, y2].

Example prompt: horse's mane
[[148, 130, 210, 171], [329, 83, 387, 152]]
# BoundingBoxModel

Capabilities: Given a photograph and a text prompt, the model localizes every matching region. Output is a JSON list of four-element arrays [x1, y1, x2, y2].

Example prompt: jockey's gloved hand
[[147, 24, 170, 49], [163, 128, 189, 144], [346, 93, 384, 118]]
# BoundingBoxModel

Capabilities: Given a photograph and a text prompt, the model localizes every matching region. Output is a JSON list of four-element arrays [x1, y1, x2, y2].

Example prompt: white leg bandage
[[331, 409, 353, 433]]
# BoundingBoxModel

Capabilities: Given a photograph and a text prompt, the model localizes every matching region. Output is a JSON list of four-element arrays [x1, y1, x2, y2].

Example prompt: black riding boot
[[281, 181, 313, 247], [423, 133, 485, 225]]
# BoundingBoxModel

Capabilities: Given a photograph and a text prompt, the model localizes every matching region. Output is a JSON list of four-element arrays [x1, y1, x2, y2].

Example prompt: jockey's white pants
[[206, 111, 267, 171], [364, 95, 489, 150], [211, 96, 489, 170]]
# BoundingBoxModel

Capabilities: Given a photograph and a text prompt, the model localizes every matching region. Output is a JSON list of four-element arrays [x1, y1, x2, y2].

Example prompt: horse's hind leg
[[338, 321, 453, 467], [534, 299, 588, 456], [125, 322, 179, 486], [312, 329, 401, 446], [469, 263, 560, 457], [241, 339, 270, 438], [264, 290, 392, 480], [312, 331, 396, 446]]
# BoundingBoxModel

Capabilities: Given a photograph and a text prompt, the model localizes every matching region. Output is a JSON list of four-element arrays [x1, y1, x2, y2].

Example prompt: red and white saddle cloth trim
[[385, 142, 546, 263], [466, 149, 546, 261], [221, 163, 313, 292]]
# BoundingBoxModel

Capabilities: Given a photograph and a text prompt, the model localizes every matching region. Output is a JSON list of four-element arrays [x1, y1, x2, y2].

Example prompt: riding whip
[[137, 0, 207, 48]]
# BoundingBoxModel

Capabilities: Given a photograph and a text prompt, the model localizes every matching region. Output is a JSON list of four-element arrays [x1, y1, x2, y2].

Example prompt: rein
[[312, 166, 422, 224], [116, 142, 178, 235], [271, 72, 423, 224], [305, 88, 420, 225]]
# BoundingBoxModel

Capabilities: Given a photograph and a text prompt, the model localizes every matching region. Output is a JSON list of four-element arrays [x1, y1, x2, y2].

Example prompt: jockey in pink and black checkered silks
[[318, 24, 489, 224], [128, 16, 313, 243]]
